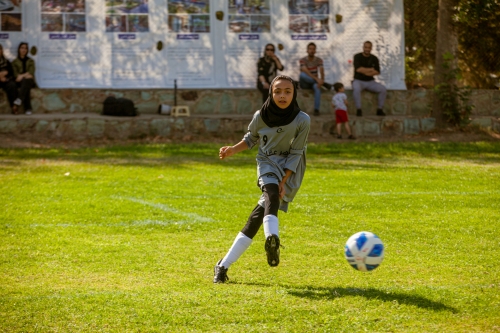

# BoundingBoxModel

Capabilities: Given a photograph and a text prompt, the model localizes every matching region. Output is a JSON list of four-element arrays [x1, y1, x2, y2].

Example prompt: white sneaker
[[13, 98, 21, 106]]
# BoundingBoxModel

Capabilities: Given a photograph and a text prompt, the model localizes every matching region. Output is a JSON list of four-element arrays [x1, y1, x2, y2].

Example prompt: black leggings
[[0, 80, 18, 107], [257, 81, 269, 103], [17, 78, 34, 111], [240, 183, 280, 239]]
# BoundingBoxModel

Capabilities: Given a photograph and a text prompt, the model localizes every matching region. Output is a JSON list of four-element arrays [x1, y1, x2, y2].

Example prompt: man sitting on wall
[[352, 41, 386, 117], [298, 42, 332, 116]]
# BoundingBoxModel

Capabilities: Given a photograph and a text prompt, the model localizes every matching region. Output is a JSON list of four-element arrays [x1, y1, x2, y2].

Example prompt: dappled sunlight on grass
[[1, 142, 499, 332]]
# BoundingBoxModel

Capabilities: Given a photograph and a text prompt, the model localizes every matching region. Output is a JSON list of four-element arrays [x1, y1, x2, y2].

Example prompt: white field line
[[27, 219, 191, 228], [22, 197, 214, 228], [120, 197, 213, 223]]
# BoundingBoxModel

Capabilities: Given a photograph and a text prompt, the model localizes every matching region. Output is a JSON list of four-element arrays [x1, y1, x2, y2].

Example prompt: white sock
[[219, 232, 252, 269], [263, 214, 279, 238]]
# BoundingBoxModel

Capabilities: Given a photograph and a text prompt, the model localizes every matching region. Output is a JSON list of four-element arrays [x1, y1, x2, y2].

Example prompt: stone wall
[[2, 112, 499, 142], [0, 88, 498, 141], [1, 87, 499, 117]]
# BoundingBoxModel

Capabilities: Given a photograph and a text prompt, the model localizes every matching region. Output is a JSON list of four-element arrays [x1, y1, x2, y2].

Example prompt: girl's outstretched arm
[[219, 140, 249, 160]]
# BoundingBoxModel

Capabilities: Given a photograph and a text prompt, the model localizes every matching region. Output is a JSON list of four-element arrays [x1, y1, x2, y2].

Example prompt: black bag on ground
[[102, 96, 138, 117]]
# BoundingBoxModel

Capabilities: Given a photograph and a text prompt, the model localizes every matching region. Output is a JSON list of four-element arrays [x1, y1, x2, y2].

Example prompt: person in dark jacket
[[352, 41, 387, 117], [12, 42, 36, 115]]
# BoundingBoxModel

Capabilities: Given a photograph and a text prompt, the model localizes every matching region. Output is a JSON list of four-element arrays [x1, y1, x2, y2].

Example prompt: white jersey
[[243, 110, 310, 211], [332, 92, 347, 111]]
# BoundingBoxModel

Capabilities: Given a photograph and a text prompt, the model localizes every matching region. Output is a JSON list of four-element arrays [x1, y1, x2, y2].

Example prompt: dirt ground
[[0, 127, 499, 149]]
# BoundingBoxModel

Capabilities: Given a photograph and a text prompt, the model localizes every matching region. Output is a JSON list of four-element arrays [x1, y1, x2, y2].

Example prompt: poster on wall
[[11, 0, 404, 89], [104, 0, 163, 88], [277, 0, 335, 85], [105, 0, 149, 32], [225, 0, 271, 88], [1, 0, 22, 32], [37, 0, 93, 87], [0, 0, 24, 58], [288, 0, 329, 35], [331, 0, 406, 90], [163, 0, 215, 87]]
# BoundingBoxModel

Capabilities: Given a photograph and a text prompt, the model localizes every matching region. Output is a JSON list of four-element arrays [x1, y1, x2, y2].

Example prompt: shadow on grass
[[234, 282, 457, 313], [0, 142, 499, 169]]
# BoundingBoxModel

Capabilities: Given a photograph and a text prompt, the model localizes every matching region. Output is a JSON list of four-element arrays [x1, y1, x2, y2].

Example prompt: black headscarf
[[260, 75, 301, 128], [17, 42, 29, 74]]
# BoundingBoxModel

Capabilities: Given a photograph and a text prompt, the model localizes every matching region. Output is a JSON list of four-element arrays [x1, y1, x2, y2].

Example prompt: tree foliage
[[404, 0, 500, 89], [455, 0, 500, 88]]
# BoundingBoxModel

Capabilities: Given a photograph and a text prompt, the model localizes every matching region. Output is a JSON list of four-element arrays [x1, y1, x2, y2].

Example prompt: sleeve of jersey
[[243, 113, 260, 149], [284, 115, 310, 173]]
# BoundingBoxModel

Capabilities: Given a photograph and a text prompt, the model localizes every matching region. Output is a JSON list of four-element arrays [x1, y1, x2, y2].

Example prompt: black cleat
[[213, 260, 229, 283], [337, 135, 342, 139], [348, 135, 356, 140], [376, 108, 386, 116], [356, 109, 362, 117], [265, 234, 281, 267], [313, 109, 320, 116]]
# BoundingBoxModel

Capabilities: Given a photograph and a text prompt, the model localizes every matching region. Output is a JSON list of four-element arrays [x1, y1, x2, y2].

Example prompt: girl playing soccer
[[213, 75, 310, 283]]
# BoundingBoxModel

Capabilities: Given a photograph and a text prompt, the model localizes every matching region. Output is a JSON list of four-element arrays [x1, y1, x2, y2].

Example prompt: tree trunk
[[433, 0, 458, 127]]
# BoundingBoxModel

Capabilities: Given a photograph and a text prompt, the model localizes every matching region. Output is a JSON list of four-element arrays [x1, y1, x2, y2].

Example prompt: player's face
[[307, 45, 316, 57], [363, 42, 372, 56], [272, 79, 294, 109]]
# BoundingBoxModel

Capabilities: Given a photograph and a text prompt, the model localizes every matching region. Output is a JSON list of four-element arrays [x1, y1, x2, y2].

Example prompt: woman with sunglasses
[[257, 43, 284, 103]]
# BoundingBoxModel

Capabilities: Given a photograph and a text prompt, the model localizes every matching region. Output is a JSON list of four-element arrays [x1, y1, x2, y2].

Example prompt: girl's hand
[[219, 146, 234, 160], [279, 181, 286, 199], [279, 169, 292, 199]]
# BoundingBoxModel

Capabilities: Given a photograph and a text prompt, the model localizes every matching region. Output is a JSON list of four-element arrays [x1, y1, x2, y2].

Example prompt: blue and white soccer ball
[[345, 231, 384, 272]]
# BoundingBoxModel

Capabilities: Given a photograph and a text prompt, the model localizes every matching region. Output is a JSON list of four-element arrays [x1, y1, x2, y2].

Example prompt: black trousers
[[257, 81, 269, 104], [240, 183, 280, 239], [17, 78, 34, 111], [0, 80, 18, 107]]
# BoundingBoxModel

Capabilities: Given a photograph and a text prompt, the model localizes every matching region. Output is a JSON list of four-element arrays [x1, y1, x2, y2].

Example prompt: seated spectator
[[257, 43, 284, 103], [352, 41, 386, 116], [298, 42, 332, 116], [0, 44, 19, 114], [12, 42, 36, 115]]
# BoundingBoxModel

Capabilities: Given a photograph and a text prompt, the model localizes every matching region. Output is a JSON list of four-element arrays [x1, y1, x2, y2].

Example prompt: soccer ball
[[344, 231, 384, 272]]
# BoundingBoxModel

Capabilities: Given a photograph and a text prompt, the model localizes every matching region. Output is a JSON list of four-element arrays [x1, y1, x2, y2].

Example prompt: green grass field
[[1, 142, 499, 332]]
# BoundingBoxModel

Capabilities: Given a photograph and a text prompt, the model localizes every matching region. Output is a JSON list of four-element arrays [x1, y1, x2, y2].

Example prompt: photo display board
[[37, 0, 91, 87], [163, 0, 216, 87], [1, 0, 405, 89]]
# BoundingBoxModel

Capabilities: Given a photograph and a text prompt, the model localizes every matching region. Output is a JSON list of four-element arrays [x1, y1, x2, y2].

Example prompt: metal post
[[174, 79, 177, 107]]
